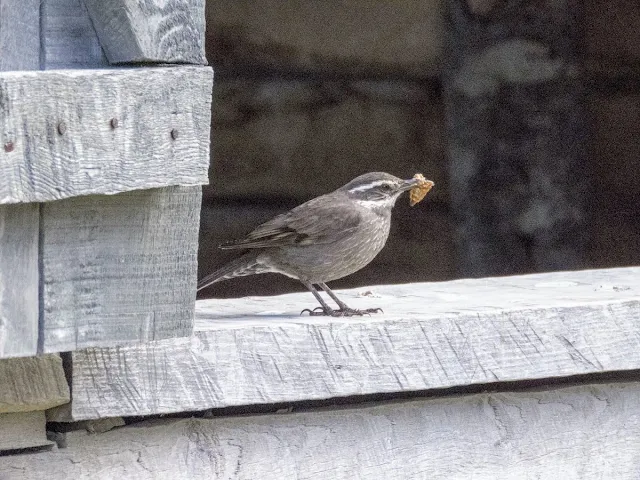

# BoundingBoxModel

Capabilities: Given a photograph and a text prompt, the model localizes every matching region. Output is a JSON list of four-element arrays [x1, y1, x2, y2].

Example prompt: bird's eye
[[380, 184, 393, 191]]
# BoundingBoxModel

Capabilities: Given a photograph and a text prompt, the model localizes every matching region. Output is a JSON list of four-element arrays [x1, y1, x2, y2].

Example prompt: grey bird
[[197, 172, 425, 316]]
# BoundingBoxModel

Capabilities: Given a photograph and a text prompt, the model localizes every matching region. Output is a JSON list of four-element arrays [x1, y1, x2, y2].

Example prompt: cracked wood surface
[[49, 267, 640, 420], [9, 382, 640, 479]]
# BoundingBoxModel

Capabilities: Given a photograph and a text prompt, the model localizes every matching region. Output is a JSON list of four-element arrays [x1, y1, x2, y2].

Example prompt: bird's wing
[[220, 195, 361, 250]]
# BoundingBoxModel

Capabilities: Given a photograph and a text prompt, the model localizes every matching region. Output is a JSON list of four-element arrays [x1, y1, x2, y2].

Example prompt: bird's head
[[338, 172, 422, 213]]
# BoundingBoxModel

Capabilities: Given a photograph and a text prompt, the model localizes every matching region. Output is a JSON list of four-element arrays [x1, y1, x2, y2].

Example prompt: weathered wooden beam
[[41, 186, 201, 353], [0, 355, 69, 413], [13, 382, 640, 478], [82, 0, 206, 65], [0, 411, 52, 453], [41, 0, 109, 69], [0, 205, 39, 358], [0, 66, 213, 204], [442, 0, 588, 276], [48, 267, 640, 421]]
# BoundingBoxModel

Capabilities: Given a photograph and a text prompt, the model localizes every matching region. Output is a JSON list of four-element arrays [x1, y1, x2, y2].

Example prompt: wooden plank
[[0, 0, 40, 359], [14, 382, 640, 478], [0, 0, 40, 71], [0, 355, 69, 413], [41, 186, 201, 353], [48, 267, 640, 420], [0, 411, 52, 453], [442, 1, 588, 276], [0, 66, 213, 204], [40, 0, 109, 69], [82, 0, 206, 65], [0, 204, 38, 358]]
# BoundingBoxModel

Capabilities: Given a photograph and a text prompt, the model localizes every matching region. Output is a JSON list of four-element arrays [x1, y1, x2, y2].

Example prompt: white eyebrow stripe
[[348, 180, 395, 193]]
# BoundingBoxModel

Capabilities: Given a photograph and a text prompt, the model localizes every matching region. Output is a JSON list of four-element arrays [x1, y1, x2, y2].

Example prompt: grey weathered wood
[[0, 204, 39, 358], [48, 267, 640, 420], [442, 1, 588, 276], [82, 0, 206, 65], [0, 411, 52, 453], [0, 355, 69, 412], [41, 0, 109, 69], [41, 186, 201, 353], [13, 382, 640, 479], [0, 0, 40, 71], [0, 66, 213, 204], [0, 0, 41, 359]]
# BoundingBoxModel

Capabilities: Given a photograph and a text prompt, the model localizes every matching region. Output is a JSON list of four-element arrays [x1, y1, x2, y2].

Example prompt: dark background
[[198, 0, 640, 298]]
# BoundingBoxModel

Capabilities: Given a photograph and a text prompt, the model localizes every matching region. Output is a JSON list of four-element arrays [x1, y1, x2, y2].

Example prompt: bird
[[197, 172, 426, 317]]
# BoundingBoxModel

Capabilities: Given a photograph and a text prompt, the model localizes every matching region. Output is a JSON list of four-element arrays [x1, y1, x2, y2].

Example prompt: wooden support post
[[0, 0, 41, 358], [41, 187, 201, 352], [442, 0, 588, 276]]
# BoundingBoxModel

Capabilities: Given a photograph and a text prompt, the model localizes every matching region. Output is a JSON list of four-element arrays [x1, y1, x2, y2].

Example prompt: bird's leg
[[300, 281, 337, 316], [317, 283, 383, 316]]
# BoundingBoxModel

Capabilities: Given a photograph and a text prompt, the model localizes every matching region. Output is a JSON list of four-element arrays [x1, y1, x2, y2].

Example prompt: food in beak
[[409, 173, 434, 207]]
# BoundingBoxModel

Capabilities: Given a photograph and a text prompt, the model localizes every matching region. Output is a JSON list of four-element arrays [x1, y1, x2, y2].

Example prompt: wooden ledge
[[49, 267, 640, 421]]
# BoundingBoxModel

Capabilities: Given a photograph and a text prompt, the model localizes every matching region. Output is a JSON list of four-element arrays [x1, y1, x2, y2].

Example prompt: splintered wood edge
[[52, 267, 640, 421]]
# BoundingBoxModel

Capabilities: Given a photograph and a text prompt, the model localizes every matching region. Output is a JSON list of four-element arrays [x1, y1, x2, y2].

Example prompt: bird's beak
[[399, 177, 422, 192]]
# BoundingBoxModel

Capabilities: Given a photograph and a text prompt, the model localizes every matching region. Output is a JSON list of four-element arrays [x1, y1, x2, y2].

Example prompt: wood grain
[[0, 66, 212, 204], [40, 186, 201, 353], [0, 354, 69, 413], [49, 267, 640, 420], [12, 382, 640, 479], [82, 0, 206, 65], [0, 204, 38, 358], [0, 411, 52, 453], [40, 0, 109, 69]]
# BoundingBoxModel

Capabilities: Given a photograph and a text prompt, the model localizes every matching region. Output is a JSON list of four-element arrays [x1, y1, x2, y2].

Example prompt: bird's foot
[[338, 307, 384, 316], [300, 307, 384, 317], [301, 307, 331, 316]]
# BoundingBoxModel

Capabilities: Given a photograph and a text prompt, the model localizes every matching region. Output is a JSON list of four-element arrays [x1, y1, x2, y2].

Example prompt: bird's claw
[[300, 307, 328, 316], [337, 307, 384, 317], [300, 307, 384, 317]]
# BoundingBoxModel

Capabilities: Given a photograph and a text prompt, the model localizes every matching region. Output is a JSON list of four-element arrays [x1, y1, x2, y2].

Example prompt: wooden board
[[82, 0, 206, 65], [48, 267, 640, 420], [0, 0, 40, 71], [12, 382, 640, 479], [0, 355, 69, 413], [0, 411, 52, 453], [0, 66, 213, 204], [40, 186, 201, 353], [40, 0, 109, 69], [0, 204, 39, 358]]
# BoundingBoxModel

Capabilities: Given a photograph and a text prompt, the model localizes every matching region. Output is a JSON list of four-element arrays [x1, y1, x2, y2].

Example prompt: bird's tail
[[197, 251, 264, 292]]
